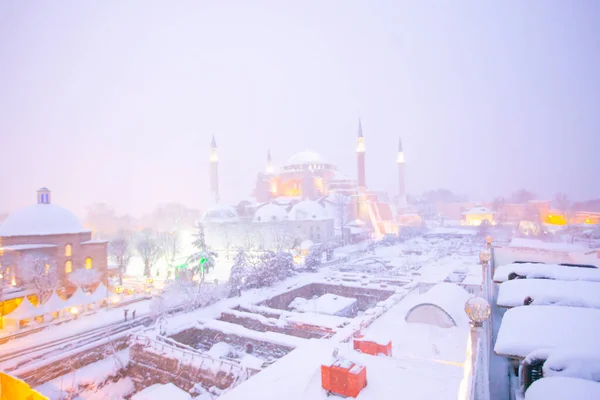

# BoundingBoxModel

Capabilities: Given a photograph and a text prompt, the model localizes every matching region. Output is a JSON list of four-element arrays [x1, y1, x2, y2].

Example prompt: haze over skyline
[[1, 1, 599, 218]]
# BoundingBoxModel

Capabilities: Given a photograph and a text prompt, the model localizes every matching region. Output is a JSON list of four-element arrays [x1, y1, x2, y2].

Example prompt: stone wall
[[218, 311, 328, 339], [261, 283, 394, 311], [17, 335, 129, 387], [170, 327, 294, 360]]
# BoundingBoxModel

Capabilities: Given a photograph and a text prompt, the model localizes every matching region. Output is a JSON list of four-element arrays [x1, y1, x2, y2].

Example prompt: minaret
[[397, 137, 406, 203], [266, 149, 274, 174], [356, 118, 366, 191], [209, 135, 220, 204]]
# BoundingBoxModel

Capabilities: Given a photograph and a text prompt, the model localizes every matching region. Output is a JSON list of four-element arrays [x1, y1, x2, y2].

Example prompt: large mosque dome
[[0, 202, 88, 237], [283, 150, 336, 172], [202, 203, 239, 223]]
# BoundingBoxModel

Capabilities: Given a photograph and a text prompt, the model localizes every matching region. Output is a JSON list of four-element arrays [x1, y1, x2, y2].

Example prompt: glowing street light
[[465, 297, 491, 328], [479, 250, 492, 264], [485, 235, 493, 248]]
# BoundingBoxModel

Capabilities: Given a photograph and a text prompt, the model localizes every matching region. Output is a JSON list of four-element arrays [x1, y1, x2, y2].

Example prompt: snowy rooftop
[[509, 238, 587, 253], [497, 279, 600, 309], [494, 305, 600, 358], [288, 200, 329, 221], [405, 283, 471, 327], [0, 203, 89, 237], [461, 206, 492, 215], [493, 263, 600, 283], [0, 244, 57, 251], [525, 377, 600, 400], [289, 294, 357, 316], [423, 228, 477, 237], [253, 203, 288, 222], [131, 383, 192, 400], [284, 150, 330, 167]]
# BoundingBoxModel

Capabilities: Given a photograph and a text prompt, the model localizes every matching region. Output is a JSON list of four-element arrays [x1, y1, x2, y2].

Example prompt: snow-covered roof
[[289, 294, 357, 316], [42, 291, 67, 313], [329, 170, 353, 182], [284, 150, 329, 167], [0, 204, 89, 237], [0, 244, 57, 251], [509, 238, 587, 253], [5, 297, 45, 320], [423, 228, 477, 237], [202, 203, 238, 223], [66, 287, 92, 307], [493, 263, 600, 283], [494, 305, 600, 358], [404, 283, 471, 327], [461, 206, 492, 215], [80, 239, 108, 245], [526, 348, 600, 381], [497, 279, 600, 309], [131, 383, 191, 400], [300, 239, 313, 250], [253, 203, 288, 222], [288, 200, 328, 221], [525, 377, 600, 400], [90, 283, 109, 302]]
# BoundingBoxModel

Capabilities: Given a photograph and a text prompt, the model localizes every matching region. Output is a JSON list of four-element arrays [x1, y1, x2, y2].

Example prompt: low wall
[[261, 283, 394, 311], [218, 311, 328, 339], [16, 335, 129, 387], [170, 327, 294, 360]]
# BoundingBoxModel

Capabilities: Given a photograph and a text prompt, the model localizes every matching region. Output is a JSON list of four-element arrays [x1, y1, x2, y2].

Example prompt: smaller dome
[[288, 200, 328, 221], [203, 204, 239, 222], [253, 203, 288, 222]]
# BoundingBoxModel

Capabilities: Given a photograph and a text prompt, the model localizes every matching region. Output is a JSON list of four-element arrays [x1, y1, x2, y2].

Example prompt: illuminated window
[[65, 260, 72, 274], [65, 244, 72, 257], [45, 264, 50, 274], [85, 257, 93, 270]]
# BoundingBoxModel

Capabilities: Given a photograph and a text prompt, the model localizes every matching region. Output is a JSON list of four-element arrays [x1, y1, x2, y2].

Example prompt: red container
[[353, 337, 392, 357], [321, 360, 367, 398]]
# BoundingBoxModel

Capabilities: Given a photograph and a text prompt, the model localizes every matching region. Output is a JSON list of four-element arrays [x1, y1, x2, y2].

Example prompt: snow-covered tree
[[109, 233, 133, 285], [329, 193, 351, 244], [136, 229, 163, 277], [228, 250, 249, 297], [304, 246, 322, 272], [19, 253, 59, 300], [270, 251, 295, 281], [187, 223, 217, 282], [68, 268, 101, 289], [271, 224, 294, 251]]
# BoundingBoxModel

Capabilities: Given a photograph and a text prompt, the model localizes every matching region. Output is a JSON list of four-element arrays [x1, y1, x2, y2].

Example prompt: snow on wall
[[525, 377, 600, 400], [494, 263, 600, 283], [494, 305, 600, 358], [497, 279, 600, 308]]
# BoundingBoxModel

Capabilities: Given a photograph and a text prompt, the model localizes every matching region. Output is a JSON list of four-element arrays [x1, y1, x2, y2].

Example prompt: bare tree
[[20, 253, 59, 300], [509, 189, 537, 204], [491, 197, 506, 223], [159, 231, 182, 274], [68, 268, 101, 289], [136, 229, 163, 277], [271, 224, 294, 251], [329, 193, 351, 245], [109, 233, 133, 285]]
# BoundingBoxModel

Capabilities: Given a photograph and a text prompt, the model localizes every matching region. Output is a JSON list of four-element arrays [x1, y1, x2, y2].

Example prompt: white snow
[[0, 243, 57, 251], [497, 279, 600, 308], [405, 283, 471, 327], [0, 203, 89, 237], [206, 342, 235, 359], [42, 291, 68, 313], [240, 353, 264, 370], [77, 377, 135, 400], [67, 287, 93, 308], [281, 311, 350, 330], [80, 239, 108, 245], [525, 377, 600, 400], [5, 296, 45, 320], [493, 263, 600, 283], [509, 238, 587, 253], [253, 203, 288, 222], [288, 200, 329, 221], [35, 349, 130, 399], [494, 306, 600, 358], [289, 294, 357, 316], [132, 383, 192, 400], [524, 348, 600, 382]]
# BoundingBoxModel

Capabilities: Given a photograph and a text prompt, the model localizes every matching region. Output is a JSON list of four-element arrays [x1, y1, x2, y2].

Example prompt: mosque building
[[201, 120, 422, 251]]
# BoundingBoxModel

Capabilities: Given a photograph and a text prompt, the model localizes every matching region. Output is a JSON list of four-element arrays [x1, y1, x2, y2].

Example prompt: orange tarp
[[0, 372, 48, 400]]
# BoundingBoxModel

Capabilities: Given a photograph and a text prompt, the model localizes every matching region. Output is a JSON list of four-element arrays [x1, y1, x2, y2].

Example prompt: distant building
[[0, 188, 108, 317]]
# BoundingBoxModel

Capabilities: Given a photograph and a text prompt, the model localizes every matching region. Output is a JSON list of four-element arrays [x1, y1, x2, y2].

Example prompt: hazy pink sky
[[1, 1, 599, 217]]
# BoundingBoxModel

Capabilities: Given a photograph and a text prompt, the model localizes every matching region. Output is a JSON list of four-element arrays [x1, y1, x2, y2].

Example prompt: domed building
[[0, 188, 108, 317]]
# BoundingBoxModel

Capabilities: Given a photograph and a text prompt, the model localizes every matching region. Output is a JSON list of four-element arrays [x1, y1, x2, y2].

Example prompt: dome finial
[[37, 187, 51, 204]]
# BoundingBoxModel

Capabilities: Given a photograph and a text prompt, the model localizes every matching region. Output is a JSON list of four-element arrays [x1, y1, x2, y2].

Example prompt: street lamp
[[465, 296, 491, 328], [479, 250, 492, 264], [485, 235, 493, 248]]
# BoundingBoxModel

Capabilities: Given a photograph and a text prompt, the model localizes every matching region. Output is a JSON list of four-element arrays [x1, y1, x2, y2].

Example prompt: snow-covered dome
[[286, 150, 327, 166], [202, 204, 239, 222], [288, 200, 328, 221], [253, 203, 288, 222], [0, 203, 88, 237]]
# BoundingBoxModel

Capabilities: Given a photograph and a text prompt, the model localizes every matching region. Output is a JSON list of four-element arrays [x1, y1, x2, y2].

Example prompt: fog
[[1, 1, 599, 217]]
